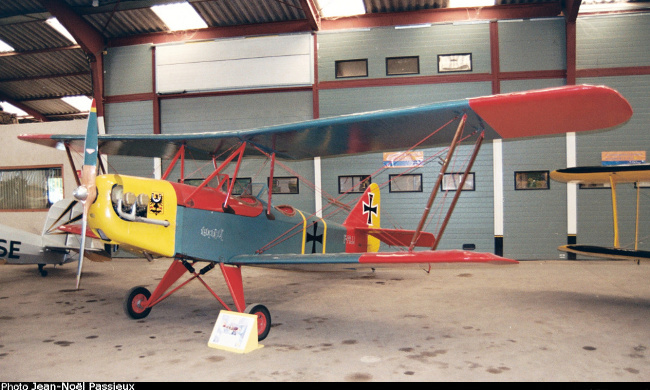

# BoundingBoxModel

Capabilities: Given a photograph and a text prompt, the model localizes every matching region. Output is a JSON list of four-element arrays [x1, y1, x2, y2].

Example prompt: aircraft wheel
[[38, 264, 48, 277], [124, 286, 152, 320], [244, 303, 271, 341]]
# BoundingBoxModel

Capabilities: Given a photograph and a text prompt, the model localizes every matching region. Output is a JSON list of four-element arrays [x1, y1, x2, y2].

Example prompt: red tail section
[[343, 183, 435, 253]]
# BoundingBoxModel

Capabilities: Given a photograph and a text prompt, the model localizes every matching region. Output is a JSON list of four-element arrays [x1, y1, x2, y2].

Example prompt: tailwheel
[[124, 286, 152, 320], [244, 303, 271, 341]]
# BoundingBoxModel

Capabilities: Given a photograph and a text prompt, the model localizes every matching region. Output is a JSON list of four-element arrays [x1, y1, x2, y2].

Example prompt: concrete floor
[[0, 257, 648, 382]]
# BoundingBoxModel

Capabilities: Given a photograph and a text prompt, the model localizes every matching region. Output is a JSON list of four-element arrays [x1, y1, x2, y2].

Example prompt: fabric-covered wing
[[19, 85, 632, 161], [226, 250, 518, 265]]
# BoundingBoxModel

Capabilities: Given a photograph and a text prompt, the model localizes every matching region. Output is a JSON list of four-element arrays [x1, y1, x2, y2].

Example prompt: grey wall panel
[[104, 44, 153, 96], [318, 82, 496, 252], [574, 75, 650, 254], [577, 13, 650, 69], [317, 22, 491, 82], [498, 18, 566, 73], [155, 34, 313, 93], [160, 91, 315, 212], [104, 100, 155, 178], [500, 79, 568, 259]]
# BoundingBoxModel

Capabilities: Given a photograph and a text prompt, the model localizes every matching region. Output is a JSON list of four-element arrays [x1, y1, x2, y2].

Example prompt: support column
[[493, 139, 504, 256]]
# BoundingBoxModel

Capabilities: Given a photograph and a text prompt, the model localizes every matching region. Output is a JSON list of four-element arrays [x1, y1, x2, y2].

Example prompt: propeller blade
[[73, 99, 99, 290], [75, 211, 88, 290]]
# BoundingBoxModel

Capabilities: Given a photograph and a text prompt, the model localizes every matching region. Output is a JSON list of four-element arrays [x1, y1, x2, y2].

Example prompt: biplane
[[551, 164, 649, 262], [19, 85, 632, 340], [0, 199, 106, 276]]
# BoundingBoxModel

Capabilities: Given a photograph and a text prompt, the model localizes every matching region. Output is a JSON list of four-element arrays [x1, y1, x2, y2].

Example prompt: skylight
[[0, 39, 14, 53], [316, 0, 366, 18], [46, 17, 77, 44], [62, 95, 93, 111], [0, 102, 27, 117], [151, 2, 208, 32]]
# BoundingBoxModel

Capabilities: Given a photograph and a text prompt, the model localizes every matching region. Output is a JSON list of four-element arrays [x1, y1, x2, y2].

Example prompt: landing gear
[[245, 303, 271, 341], [38, 264, 48, 277], [122, 259, 273, 340], [124, 286, 152, 319]]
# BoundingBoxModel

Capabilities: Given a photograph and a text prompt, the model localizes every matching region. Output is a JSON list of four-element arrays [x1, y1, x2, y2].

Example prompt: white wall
[[0, 120, 85, 234]]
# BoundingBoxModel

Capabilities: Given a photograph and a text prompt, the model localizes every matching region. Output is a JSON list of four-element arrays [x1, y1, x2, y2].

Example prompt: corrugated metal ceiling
[[0, 0, 647, 122]]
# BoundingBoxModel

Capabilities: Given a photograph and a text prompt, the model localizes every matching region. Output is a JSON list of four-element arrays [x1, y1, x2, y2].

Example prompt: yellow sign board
[[208, 311, 263, 354]]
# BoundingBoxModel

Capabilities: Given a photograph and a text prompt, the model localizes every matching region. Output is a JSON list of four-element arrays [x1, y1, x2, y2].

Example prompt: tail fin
[[343, 183, 381, 252], [343, 183, 436, 252]]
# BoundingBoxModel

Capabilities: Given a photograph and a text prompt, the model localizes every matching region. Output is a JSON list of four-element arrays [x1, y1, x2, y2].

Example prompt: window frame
[[0, 165, 64, 211]]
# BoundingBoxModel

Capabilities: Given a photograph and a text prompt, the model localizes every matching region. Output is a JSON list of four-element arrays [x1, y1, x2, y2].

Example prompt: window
[[441, 172, 475, 191], [335, 59, 368, 78], [386, 56, 420, 76], [0, 166, 63, 210], [389, 174, 422, 192], [437, 53, 472, 73], [515, 171, 550, 190], [270, 176, 299, 194], [339, 175, 370, 194]]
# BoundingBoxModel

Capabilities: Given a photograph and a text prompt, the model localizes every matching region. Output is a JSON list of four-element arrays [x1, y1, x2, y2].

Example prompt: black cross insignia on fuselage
[[305, 222, 323, 254], [363, 193, 378, 225]]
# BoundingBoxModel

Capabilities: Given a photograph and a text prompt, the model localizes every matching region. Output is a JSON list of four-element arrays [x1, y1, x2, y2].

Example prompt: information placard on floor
[[208, 310, 263, 353]]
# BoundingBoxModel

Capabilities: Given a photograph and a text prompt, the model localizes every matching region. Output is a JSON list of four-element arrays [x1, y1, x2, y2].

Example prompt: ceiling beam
[[0, 94, 49, 122], [41, 0, 104, 58], [299, 0, 321, 31], [42, 0, 105, 114], [563, 0, 582, 23], [320, 3, 563, 30]]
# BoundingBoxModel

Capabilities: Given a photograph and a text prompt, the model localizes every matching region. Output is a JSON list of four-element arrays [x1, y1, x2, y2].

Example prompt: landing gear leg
[[38, 264, 47, 277]]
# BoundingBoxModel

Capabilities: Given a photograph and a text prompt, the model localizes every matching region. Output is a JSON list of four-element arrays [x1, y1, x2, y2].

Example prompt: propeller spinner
[[73, 99, 99, 289]]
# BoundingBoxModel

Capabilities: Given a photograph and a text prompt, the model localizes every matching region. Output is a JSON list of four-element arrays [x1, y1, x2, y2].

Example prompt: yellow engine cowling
[[89, 174, 177, 257]]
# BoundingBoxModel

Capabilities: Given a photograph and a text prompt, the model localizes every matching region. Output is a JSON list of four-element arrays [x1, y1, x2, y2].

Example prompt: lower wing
[[226, 250, 517, 266]]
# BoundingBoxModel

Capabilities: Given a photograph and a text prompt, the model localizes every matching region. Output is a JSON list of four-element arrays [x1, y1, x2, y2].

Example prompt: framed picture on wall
[[339, 175, 371, 194], [515, 171, 550, 190], [389, 174, 423, 192], [437, 53, 472, 73], [269, 176, 299, 194], [441, 172, 475, 191]]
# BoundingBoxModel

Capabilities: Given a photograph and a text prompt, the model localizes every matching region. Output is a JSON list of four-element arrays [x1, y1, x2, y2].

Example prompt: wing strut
[[409, 115, 467, 251], [267, 152, 276, 220], [432, 130, 484, 250], [610, 176, 620, 248]]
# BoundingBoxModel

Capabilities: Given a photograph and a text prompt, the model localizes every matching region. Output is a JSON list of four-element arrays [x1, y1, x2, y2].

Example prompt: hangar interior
[[0, 0, 649, 261]]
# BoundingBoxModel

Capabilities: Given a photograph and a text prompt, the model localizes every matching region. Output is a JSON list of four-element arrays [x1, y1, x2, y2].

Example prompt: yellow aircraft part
[[89, 174, 177, 257], [367, 183, 381, 253]]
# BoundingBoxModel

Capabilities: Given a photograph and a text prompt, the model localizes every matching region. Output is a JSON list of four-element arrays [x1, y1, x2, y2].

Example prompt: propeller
[[72, 99, 99, 289]]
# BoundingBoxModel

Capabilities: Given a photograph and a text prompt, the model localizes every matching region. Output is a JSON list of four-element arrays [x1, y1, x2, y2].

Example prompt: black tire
[[124, 286, 152, 320], [244, 303, 271, 341]]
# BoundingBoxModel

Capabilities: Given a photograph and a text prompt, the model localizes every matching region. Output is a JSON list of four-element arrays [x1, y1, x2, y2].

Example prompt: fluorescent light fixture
[[0, 38, 14, 52], [46, 17, 77, 44], [0, 102, 27, 117], [62, 95, 93, 111], [151, 2, 208, 32], [448, 0, 495, 8], [316, 0, 366, 18]]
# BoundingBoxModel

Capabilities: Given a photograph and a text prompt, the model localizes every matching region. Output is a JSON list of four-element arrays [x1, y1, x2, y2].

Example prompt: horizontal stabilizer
[[559, 244, 650, 261], [357, 227, 435, 248], [551, 164, 650, 185]]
